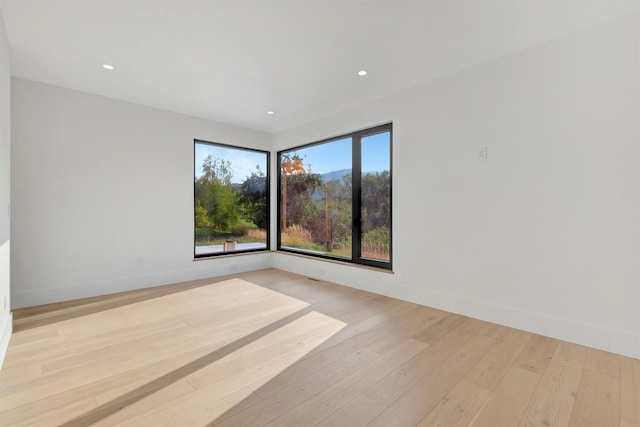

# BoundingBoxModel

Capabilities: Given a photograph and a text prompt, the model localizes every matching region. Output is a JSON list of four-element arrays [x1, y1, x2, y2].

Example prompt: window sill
[[192, 249, 270, 261], [274, 250, 394, 274]]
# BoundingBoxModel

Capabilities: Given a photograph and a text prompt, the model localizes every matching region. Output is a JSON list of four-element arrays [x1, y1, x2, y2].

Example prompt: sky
[[284, 132, 390, 174], [195, 143, 267, 183], [195, 131, 390, 183]]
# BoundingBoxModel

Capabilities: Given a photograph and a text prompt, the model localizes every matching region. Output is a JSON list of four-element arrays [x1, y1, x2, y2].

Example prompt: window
[[194, 140, 269, 257], [278, 123, 392, 269]]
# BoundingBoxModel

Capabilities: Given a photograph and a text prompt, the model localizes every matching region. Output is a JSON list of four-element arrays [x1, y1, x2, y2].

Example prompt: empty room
[[0, 1, 639, 426]]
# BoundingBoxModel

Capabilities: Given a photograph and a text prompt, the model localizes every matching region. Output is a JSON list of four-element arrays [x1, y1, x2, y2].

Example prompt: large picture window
[[278, 123, 392, 269], [194, 140, 269, 257]]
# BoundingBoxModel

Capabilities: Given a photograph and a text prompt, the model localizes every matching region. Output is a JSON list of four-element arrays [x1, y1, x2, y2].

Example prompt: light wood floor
[[1, 269, 639, 426]]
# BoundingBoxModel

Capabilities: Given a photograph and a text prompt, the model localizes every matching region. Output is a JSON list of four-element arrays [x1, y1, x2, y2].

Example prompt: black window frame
[[193, 139, 270, 259], [277, 123, 392, 270]]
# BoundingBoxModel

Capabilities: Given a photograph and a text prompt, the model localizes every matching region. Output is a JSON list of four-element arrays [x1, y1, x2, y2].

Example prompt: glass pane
[[194, 142, 268, 256], [281, 138, 352, 258], [361, 132, 391, 262]]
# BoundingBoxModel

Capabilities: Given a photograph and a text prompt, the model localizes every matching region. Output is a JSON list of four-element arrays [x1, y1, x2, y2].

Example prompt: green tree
[[360, 170, 391, 259], [239, 165, 268, 229], [195, 154, 239, 231], [323, 173, 352, 251], [362, 170, 390, 231], [194, 200, 210, 228]]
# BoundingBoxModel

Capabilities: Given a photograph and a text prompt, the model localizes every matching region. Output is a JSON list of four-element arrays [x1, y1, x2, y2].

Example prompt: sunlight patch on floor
[[98, 311, 346, 426], [0, 278, 345, 426]]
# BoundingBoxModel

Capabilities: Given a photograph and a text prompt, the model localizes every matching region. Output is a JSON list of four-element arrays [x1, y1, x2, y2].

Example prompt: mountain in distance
[[321, 169, 351, 183], [320, 169, 386, 182]]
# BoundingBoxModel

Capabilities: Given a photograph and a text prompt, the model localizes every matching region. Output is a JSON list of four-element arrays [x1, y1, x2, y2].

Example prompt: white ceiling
[[1, 0, 639, 133]]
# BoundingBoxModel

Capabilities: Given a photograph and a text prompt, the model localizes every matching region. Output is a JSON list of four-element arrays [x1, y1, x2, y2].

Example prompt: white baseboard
[[272, 253, 640, 360], [393, 286, 638, 360], [0, 312, 12, 371], [12, 253, 273, 309], [405, 286, 640, 360]]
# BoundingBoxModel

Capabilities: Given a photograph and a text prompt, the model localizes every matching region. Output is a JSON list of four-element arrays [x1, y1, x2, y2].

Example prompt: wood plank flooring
[[0, 268, 638, 426]]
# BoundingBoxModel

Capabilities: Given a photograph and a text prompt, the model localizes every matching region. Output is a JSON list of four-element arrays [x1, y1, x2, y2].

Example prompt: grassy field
[[281, 224, 389, 261]]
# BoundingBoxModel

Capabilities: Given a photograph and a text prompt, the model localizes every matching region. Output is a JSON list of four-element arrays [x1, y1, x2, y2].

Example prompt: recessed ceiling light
[[267, 111, 275, 115], [102, 64, 114, 70], [358, 70, 367, 76]]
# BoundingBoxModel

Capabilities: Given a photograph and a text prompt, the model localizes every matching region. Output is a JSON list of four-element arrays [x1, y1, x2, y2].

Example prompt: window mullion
[[352, 133, 362, 263]]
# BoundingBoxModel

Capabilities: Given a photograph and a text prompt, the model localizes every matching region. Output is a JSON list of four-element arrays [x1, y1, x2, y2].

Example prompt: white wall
[[10, 79, 273, 308], [273, 13, 640, 359], [8, 11, 640, 361], [0, 10, 11, 369]]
